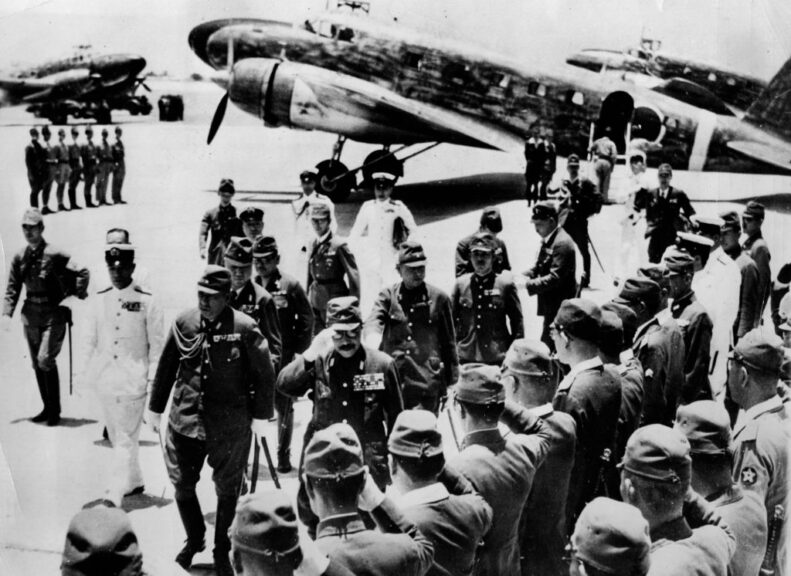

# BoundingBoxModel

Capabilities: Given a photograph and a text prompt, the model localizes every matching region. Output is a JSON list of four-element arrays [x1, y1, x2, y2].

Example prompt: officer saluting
[[146, 266, 276, 575], [199, 178, 242, 265]]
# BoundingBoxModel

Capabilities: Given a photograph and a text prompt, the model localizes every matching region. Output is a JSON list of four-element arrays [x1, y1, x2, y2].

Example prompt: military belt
[[314, 279, 344, 285], [25, 295, 51, 304]]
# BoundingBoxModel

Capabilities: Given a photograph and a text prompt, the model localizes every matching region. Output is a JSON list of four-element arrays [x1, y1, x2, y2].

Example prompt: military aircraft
[[566, 38, 767, 114], [189, 13, 791, 202], [0, 47, 152, 124]]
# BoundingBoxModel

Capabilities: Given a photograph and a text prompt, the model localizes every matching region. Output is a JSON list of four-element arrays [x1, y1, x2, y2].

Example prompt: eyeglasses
[[331, 327, 361, 339]]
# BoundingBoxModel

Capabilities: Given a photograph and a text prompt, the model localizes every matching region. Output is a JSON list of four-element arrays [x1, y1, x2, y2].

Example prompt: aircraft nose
[[190, 18, 289, 67]]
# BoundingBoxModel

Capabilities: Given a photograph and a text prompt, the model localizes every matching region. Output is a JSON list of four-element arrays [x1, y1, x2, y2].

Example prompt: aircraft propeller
[[134, 76, 152, 92], [206, 36, 234, 145]]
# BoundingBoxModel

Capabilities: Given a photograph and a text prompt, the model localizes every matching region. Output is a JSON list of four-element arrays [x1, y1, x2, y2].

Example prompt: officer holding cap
[[80, 126, 98, 208], [454, 206, 512, 277], [40, 125, 57, 214], [199, 178, 242, 265], [674, 401, 768, 576], [366, 240, 458, 412], [523, 201, 577, 351], [292, 169, 336, 258], [110, 126, 126, 204], [66, 127, 83, 210], [95, 127, 113, 206], [25, 126, 46, 208], [53, 127, 71, 211], [452, 232, 523, 365], [559, 153, 600, 288], [448, 363, 551, 576], [239, 207, 265, 243], [83, 243, 163, 506], [728, 329, 789, 575], [720, 211, 761, 341], [147, 266, 276, 575]]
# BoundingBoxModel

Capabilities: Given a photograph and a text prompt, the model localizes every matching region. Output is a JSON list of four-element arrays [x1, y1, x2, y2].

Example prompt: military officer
[[720, 211, 761, 341], [2, 208, 90, 425], [452, 233, 522, 366], [538, 129, 557, 200], [306, 203, 360, 332], [66, 127, 83, 210], [728, 329, 789, 575], [559, 153, 600, 288], [53, 128, 71, 212], [292, 169, 336, 258], [663, 250, 713, 403], [199, 178, 242, 265], [110, 126, 126, 204], [95, 128, 114, 206], [524, 126, 543, 205], [448, 363, 551, 576], [501, 339, 577, 576], [80, 126, 98, 208], [366, 241, 459, 411], [25, 127, 46, 208], [40, 125, 57, 214], [253, 235, 314, 473], [239, 206, 265, 243], [83, 244, 164, 506], [522, 201, 577, 351], [590, 132, 618, 204], [455, 206, 511, 277], [146, 266, 276, 575], [741, 201, 771, 314]]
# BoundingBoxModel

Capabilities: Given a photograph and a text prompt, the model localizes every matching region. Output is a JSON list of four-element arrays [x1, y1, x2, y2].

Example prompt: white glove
[[251, 418, 268, 437], [357, 468, 385, 511], [144, 409, 162, 434], [302, 328, 335, 362], [295, 525, 330, 576], [0, 315, 11, 332], [364, 330, 383, 350]]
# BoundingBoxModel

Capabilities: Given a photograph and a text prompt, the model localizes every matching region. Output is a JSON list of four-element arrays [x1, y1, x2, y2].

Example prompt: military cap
[[469, 232, 495, 253], [371, 171, 397, 182], [29, 127, 39, 136], [197, 265, 232, 294], [300, 170, 317, 182], [60, 505, 142, 576], [57, 128, 65, 136], [567, 153, 581, 167], [743, 200, 765, 220], [553, 298, 602, 342], [628, 150, 647, 163], [326, 296, 362, 330], [598, 310, 624, 356], [41, 125, 51, 135], [619, 424, 691, 484], [719, 210, 741, 233], [223, 236, 253, 266], [657, 163, 673, 175], [398, 240, 427, 266], [480, 206, 503, 233], [674, 401, 732, 455], [104, 243, 135, 268], [777, 263, 791, 285], [676, 232, 713, 257], [638, 263, 669, 291], [602, 301, 638, 346], [572, 497, 650, 576], [101, 128, 108, 136], [309, 202, 331, 219], [663, 250, 695, 275], [503, 339, 554, 378], [303, 423, 365, 479], [617, 277, 661, 310], [388, 410, 443, 460], [21, 207, 43, 226], [85, 126, 93, 135], [531, 201, 558, 221], [692, 215, 724, 238], [218, 178, 235, 194], [455, 363, 504, 405], [239, 206, 264, 223], [70, 127, 79, 135], [230, 490, 300, 564], [252, 235, 278, 258], [730, 328, 784, 375]]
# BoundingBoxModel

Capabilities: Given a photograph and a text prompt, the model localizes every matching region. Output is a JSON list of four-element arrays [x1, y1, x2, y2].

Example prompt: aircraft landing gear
[[315, 136, 355, 203]]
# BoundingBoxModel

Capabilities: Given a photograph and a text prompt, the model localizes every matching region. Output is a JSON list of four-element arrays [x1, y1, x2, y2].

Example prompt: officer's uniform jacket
[[257, 269, 313, 364], [648, 517, 735, 576], [229, 279, 283, 370], [199, 204, 242, 265], [307, 232, 360, 318], [523, 226, 577, 317], [366, 281, 458, 406], [730, 250, 761, 339], [67, 140, 81, 169], [452, 271, 523, 365], [111, 139, 125, 167], [348, 198, 418, 270], [292, 191, 336, 251], [709, 485, 768, 576], [559, 176, 598, 229], [449, 402, 551, 576], [43, 139, 57, 173], [149, 306, 276, 441], [671, 290, 713, 404], [98, 140, 113, 164], [455, 232, 511, 277], [524, 137, 544, 177], [25, 140, 45, 181], [733, 394, 789, 575], [80, 140, 98, 175], [615, 350, 645, 461], [552, 357, 622, 527], [84, 282, 164, 396], [743, 232, 771, 311]]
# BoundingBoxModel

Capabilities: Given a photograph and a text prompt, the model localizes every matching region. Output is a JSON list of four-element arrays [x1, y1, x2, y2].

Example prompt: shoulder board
[[97, 286, 112, 294], [134, 286, 152, 296]]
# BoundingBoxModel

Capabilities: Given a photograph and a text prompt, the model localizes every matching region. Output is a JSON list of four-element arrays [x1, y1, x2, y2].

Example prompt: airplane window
[[726, 77, 736, 86], [403, 51, 423, 70], [491, 73, 510, 89], [707, 72, 717, 82], [665, 117, 678, 130], [337, 27, 354, 42], [443, 62, 470, 84], [567, 90, 585, 106], [528, 82, 547, 97]]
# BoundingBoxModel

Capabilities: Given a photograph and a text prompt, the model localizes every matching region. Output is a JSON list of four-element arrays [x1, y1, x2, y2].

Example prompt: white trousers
[[97, 391, 146, 505]]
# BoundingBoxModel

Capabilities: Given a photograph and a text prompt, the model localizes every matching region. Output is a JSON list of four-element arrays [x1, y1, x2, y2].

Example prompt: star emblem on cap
[[740, 466, 758, 486]]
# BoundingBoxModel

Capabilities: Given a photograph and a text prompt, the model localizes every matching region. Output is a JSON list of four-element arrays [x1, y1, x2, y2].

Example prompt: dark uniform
[[559, 156, 599, 284], [80, 128, 98, 207], [53, 130, 71, 211], [111, 129, 126, 204], [3, 209, 90, 423], [41, 128, 58, 212], [720, 212, 762, 341], [66, 130, 82, 210], [539, 137, 557, 200], [199, 179, 242, 265], [455, 207, 511, 277], [742, 201, 771, 315], [524, 135, 543, 205], [95, 131, 113, 205], [637, 178, 696, 263], [25, 129, 46, 208]]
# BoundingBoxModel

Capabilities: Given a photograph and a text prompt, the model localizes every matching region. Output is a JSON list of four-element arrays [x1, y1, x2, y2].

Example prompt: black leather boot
[[174, 497, 206, 569], [31, 369, 48, 422], [45, 369, 61, 425], [213, 496, 237, 576]]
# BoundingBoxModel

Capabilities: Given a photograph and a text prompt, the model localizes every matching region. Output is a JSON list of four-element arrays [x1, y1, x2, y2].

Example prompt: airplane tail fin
[[745, 55, 791, 139]]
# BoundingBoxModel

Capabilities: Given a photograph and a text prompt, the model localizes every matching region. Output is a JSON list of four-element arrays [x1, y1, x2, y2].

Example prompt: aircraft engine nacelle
[[631, 105, 665, 143]]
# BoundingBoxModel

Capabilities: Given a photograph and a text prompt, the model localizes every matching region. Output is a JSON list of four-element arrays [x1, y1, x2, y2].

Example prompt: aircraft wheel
[[97, 110, 112, 124], [316, 159, 354, 203]]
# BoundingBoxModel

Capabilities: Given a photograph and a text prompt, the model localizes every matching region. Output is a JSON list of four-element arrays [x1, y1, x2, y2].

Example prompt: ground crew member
[[146, 266, 276, 575], [674, 401, 768, 576], [95, 128, 113, 206], [83, 244, 163, 506], [589, 131, 618, 204], [303, 424, 435, 576], [387, 410, 493, 576], [569, 497, 651, 576], [366, 241, 459, 411], [455, 206, 511, 277], [80, 127, 98, 208], [539, 129, 557, 200], [524, 126, 543, 205], [619, 425, 736, 576], [447, 363, 551, 576], [637, 163, 696, 263], [559, 153, 600, 288], [292, 169, 336, 258], [720, 211, 761, 341], [522, 202, 577, 351], [253, 235, 313, 473], [66, 127, 82, 210], [239, 206, 264, 243], [53, 128, 71, 212], [110, 126, 126, 204], [1, 209, 90, 426], [40, 126, 57, 214], [551, 299, 622, 528], [741, 201, 771, 314], [663, 250, 713, 403], [306, 203, 360, 332], [501, 339, 577, 576], [25, 127, 46, 208], [452, 233, 523, 365], [728, 329, 789, 575], [199, 178, 242, 265]]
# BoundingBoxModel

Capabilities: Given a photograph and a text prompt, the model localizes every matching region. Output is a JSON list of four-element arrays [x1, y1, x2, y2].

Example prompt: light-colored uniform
[[84, 281, 164, 504], [616, 169, 651, 282], [292, 191, 336, 268]]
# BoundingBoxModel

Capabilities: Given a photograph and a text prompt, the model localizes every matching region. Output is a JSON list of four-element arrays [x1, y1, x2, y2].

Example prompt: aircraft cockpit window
[[707, 72, 717, 82], [726, 77, 736, 87], [528, 82, 547, 98], [403, 51, 423, 70], [566, 90, 585, 106], [489, 72, 511, 89]]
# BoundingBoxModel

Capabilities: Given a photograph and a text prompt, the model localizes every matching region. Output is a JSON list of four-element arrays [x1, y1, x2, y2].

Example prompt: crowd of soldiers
[[2, 153, 790, 576], [25, 124, 127, 213]]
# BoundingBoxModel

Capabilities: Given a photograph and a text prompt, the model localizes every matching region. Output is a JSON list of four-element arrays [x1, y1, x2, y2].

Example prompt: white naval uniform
[[84, 281, 164, 504], [615, 169, 651, 282]]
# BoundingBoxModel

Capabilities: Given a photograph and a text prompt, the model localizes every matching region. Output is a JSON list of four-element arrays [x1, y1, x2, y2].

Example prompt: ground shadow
[[122, 493, 172, 512], [56, 417, 99, 429]]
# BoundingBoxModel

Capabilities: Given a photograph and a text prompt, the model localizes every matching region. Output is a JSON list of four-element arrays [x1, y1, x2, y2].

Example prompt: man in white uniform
[[84, 244, 164, 505], [615, 152, 651, 286]]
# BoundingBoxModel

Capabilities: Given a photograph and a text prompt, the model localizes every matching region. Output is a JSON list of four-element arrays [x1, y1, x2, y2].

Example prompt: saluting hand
[[303, 328, 335, 362]]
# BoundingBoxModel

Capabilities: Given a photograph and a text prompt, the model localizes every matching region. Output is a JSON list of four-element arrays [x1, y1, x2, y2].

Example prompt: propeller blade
[[207, 92, 229, 145], [140, 81, 151, 92]]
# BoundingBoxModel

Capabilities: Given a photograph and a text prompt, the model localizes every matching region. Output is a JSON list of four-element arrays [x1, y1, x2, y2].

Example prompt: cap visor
[[402, 259, 427, 267], [330, 322, 361, 331], [223, 257, 251, 267], [197, 285, 221, 295]]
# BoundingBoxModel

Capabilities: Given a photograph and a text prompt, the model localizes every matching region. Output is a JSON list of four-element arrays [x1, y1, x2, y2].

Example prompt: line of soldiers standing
[[25, 124, 126, 213]]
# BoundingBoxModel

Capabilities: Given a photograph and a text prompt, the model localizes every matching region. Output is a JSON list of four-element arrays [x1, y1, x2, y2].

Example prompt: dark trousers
[[525, 172, 540, 205], [83, 168, 96, 205], [28, 175, 43, 208], [539, 172, 553, 200], [275, 391, 294, 466], [111, 163, 125, 203], [67, 162, 81, 208], [647, 231, 674, 264], [540, 315, 554, 353], [22, 305, 67, 417], [564, 219, 591, 280]]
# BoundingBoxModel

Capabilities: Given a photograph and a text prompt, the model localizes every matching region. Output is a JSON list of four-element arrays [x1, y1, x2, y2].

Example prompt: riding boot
[[45, 369, 61, 424], [213, 495, 237, 576], [32, 368, 49, 422], [175, 496, 206, 569]]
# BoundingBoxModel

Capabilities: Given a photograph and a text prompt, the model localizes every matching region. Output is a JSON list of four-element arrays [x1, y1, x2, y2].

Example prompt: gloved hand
[[0, 315, 11, 332], [302, 328, 335, 362], [251, 418, 268, 437], [144, 409, 162, 434], [357, 468, 385, 512], [363, 330, 383, 350]]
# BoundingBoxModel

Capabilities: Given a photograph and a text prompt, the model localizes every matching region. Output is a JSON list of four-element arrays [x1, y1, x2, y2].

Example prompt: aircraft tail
[[745, 55, 791, 139]]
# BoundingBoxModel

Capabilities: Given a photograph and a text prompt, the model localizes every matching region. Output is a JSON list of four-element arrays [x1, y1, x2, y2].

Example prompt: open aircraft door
[[588, 90, 634, 161]]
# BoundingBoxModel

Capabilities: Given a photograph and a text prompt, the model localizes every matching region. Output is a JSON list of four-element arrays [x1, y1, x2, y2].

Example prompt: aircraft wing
[[726, 140, 791, 171], [0, 69, 92, 104]]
